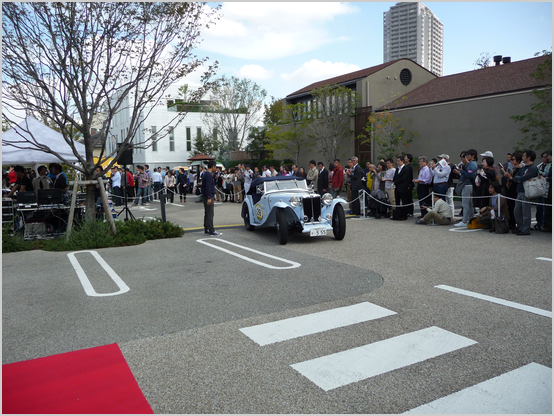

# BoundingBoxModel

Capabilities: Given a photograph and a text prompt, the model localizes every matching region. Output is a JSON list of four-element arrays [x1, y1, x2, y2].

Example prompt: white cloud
[[238, 64, 274, 81], [200, 2, 358, 59], [280, 59, 361, 84]]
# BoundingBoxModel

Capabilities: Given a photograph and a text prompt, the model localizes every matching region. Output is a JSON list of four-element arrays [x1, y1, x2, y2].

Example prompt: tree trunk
[[85, 183, 97, 223]]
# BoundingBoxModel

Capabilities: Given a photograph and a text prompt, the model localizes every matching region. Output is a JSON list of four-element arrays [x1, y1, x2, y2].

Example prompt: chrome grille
[[302, 196, 321, 222]]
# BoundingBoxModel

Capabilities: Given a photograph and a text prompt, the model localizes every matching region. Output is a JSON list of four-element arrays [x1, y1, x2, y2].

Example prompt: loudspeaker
[[117, 143, 133, 165]]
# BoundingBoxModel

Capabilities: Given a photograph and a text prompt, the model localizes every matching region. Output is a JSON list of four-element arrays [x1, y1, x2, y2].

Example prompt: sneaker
[[515, 231, 530, 236], [132, 203, 137, 206], [454, 222, 467, 227], [208, 231, 222, 236], [415, 219, 424, 224]]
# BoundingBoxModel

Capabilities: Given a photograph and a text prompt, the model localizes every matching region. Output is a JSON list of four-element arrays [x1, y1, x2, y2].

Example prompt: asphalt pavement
[[2, 193, 552, 413]]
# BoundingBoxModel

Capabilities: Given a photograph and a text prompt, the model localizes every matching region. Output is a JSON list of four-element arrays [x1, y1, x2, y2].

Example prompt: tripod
[[117, 165, 135, 221]]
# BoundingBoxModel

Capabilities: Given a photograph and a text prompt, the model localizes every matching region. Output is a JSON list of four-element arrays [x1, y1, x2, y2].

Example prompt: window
[[186, 127, 192, 151], [152, 126, 157, 151], [169, 127, 175, 152], [400, 68, 412, 86]]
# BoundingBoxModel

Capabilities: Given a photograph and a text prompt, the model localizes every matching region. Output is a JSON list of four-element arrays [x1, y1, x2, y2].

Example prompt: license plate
[[310, 227, 327, 237]]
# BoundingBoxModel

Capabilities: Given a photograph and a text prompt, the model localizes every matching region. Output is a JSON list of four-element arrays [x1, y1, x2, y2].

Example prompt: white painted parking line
[[404, 362, 552, 414], [536, 257, 552, 262], [291, 326, 477, 391], [240, 302, 397, 346], [196, 238, 301, 270], [67, 250, 130, 297], [436, 285, 552, 319]]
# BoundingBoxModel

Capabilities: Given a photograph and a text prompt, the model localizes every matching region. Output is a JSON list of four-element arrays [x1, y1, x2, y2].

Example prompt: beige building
[[283, 58, 436, 166], [279, 55, 550, 169]]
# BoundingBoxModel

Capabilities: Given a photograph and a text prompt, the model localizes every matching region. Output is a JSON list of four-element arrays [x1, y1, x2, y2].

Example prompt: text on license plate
[[310, 227, 327, 237]]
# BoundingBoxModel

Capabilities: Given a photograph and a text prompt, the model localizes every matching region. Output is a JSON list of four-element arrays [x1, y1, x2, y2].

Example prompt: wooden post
[[65, 177, 80, 241]]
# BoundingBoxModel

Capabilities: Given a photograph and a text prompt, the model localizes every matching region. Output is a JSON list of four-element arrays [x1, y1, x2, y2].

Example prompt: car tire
[[242, 202, 255, 231], [276, 208, 288, 245], [332, 204, 346, 240]]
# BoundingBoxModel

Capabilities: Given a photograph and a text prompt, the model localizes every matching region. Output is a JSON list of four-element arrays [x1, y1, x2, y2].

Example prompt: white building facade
[[383, 2, 444, 77], [107, 83, 241, 168]]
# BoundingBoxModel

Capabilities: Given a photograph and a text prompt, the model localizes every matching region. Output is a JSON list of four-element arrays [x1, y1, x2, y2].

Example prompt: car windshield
[[264, 179, 308, 192]]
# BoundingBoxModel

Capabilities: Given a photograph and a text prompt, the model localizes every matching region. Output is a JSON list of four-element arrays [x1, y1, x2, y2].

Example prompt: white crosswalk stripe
[[240, 302, 396, 346], [404, 362, 552, 414], [239, 302, 551, 411], [290, 326, 477, 391]]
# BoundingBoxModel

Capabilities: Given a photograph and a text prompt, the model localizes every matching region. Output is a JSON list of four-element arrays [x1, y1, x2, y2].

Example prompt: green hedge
[[2, 218, 184, 253]]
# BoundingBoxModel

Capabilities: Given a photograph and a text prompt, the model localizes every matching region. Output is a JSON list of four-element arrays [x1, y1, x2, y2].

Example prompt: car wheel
[[276, 208, 288, 245], [332, 204, 346, 240], [242, 203, 255, 231]]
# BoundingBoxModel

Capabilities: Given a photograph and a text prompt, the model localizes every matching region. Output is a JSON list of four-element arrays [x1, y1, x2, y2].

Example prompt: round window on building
[[400, 68, 412, 86]]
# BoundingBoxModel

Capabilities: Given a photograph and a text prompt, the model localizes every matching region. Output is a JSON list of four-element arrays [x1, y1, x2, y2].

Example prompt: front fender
[[241, 198, 254, 220]]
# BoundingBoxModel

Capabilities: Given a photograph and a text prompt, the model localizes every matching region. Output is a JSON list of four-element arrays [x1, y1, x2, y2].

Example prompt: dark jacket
[[512, 164, 538, 194], [393, 164, 413, 194], [349, 164, 363, 191], [317, 168, 329, 194], [201, 170, 216, 198]]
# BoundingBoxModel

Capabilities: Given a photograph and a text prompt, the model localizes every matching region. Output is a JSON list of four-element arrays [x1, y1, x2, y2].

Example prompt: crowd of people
[[5, 148, 551, 237], [4, 163, 69, 202], [187, 149, 552, 236]]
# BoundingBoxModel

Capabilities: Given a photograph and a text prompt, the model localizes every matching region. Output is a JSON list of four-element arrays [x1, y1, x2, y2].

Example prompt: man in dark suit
[[392, 154, 413, 220], [349, 156, 364, 215], [317, 162, 329, 196]]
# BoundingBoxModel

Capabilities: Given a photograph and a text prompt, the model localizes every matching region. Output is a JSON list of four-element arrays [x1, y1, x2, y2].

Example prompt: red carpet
[[2, 343, 153, 414]]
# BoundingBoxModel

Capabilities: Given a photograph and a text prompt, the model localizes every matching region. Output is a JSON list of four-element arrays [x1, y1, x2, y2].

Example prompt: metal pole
[[160, 190, 166, 223], [65, 176, 79, 241]]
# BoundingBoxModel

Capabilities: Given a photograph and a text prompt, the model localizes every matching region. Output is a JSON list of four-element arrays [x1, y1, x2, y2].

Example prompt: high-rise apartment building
[[383, 2, 444, 76]]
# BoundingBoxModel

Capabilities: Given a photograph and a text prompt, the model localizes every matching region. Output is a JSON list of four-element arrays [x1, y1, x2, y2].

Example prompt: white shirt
[[263, 169, 271, 177]]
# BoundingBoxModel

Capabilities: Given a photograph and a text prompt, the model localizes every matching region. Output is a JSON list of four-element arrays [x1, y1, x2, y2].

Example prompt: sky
[[183, 2, 552, 102]]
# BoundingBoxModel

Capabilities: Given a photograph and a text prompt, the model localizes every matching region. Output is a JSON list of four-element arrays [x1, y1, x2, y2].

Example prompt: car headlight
[[290, 196, 302, 207], [322, 193, 333, 205]]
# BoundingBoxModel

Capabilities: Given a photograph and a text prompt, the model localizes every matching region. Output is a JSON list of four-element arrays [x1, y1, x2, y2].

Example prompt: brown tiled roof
[[286, 59, 423, 98], [385, 56, 550, 110]]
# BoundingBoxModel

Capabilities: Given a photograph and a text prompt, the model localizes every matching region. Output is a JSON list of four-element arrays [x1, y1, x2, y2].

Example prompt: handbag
[[454, 179, 467, 196], [523, 176, 547, 199], [467, 217, 484, 229], [492, 195, 509, 234]]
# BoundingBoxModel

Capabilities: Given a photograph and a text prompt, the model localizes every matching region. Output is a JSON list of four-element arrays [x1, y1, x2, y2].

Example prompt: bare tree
[[201, 75, 267, 157], [307, 85, 360, 164], [2, 2, 219, 220]]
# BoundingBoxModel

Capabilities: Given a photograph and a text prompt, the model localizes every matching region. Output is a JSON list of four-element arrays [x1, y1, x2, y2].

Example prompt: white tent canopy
[[2, 116, 86, 165]]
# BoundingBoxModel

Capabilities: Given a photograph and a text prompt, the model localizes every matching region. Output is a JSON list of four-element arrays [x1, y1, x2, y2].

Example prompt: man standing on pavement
[[392, 155, 412, 220], [331, 159, 344, 198], [506, 149, 539, 235], [202, 160, 222, 236], [110, 166, 122, 206], [152, 167, 163, 200], [413, 156, 432, 217], [317, 162, 328, 196], [349, 156, 363, 215], [244, 164, 254, 193], [383, 158, 396, 217], [291, 164, 299, 177], [144, 164, 153, 201], [306, 160, 318, 188]]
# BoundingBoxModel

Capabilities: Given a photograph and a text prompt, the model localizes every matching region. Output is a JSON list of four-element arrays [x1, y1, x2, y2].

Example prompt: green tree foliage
[[510, 51, 552, 151], [266, 102, 312, 165], [2, 2, 220, 221], [245, 126, 271, 161], [359, 97, 417, 161], [306, 84, 360, 164], [201, 75, 267, 155]]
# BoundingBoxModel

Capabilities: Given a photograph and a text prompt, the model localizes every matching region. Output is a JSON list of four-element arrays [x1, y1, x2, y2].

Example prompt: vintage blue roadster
[[241, 176, 347, 245]]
